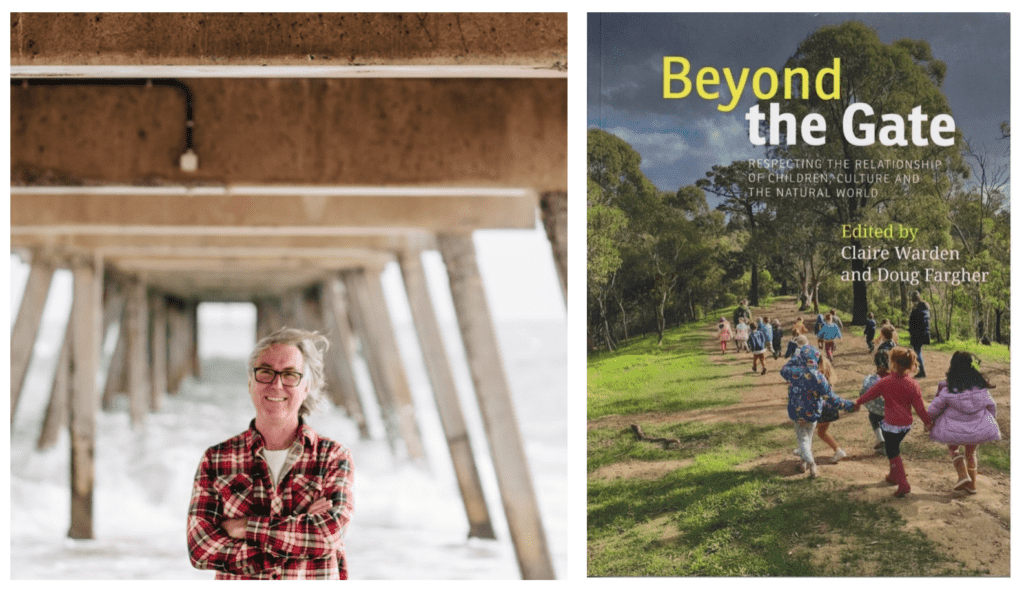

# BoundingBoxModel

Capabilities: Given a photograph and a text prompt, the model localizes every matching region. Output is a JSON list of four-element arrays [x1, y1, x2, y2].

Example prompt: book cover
[[587, 12, 1009, 576]]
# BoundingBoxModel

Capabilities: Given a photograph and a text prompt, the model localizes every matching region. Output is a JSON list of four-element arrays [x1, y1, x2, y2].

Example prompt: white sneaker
[[831, 449, 847, 464]]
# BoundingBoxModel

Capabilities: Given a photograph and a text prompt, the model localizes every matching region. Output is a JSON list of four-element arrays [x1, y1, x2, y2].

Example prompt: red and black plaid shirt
[[187, 419, 354, 579]]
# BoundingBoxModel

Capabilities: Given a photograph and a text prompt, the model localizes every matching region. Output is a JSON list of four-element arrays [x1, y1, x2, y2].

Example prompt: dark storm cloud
[[588, 12, 1010, 193]]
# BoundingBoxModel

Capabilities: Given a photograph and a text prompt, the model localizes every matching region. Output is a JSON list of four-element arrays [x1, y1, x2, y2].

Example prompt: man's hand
[[222, 517, 248, 539], [220, 498, 331, 539]]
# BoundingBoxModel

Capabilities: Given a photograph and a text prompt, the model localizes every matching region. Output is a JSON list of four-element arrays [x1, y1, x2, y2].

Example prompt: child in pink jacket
[[716, 319, 733, 355], [926, 352, 1000, 494]]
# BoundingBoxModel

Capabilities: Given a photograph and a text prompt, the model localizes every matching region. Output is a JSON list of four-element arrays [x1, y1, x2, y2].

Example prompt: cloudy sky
[[587, 12, 1011, 195]]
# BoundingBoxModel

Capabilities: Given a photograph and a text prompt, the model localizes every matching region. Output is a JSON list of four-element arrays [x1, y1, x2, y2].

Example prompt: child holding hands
[[926, 352, 1001, 494], [860, 349, 890, 455], [781, 344, 857, 478], [855, 347, 932, 497]]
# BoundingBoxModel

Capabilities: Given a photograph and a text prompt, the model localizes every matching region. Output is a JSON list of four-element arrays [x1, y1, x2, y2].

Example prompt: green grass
[[587, 300, 1000, 577], [588, 315, 739, 420], [929, 337, 1010, 364], [588, 424, 987, 577]]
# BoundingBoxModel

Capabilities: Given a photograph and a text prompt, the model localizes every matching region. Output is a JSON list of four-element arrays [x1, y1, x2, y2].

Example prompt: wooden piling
[[101, 312, 129, 410], [11, 256, 55, 423], [540, 190, 568, 305], [342, 268, 426, 460], [126, 277, 150, 426], [438, 233, 555, 580], [69, 255, 102, 539], [149, 292, 168, 412], [399, 249, 496, 539], [37, 319, 71, 450], [319, 279, 371, 438], [166, 297, 189, 394]]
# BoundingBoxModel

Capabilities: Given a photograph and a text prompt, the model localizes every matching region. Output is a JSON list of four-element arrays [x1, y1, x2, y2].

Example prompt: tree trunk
[[850, 254, 868, 325], [617, 297, 629, 343], [597, 291, 615, 352], [748, 260, 760, 306], [655, 296, 667, 346]]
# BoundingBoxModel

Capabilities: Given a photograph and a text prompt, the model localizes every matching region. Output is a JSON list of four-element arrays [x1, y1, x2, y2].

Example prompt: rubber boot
[[952, 455, 971, 491], [885, 460, 898, 485], [891, 456, 911, 497], [965, 468, 978, 494]]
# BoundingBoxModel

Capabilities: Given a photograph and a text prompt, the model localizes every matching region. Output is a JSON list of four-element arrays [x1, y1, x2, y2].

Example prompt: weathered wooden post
[[149, 291, 168, 412], [69, 254, 102, 539], [398, 248, 496, 539], [187, 300, 201, 381], [438, 233, 555, 580], [255, 297, 285, 340], [540, 190, 568, 305], [101, 310, 129, 410], [342, 267, 426, 460], [11, 254, 55, 423], [319, 278, 371, 439], [126, 276, 150, 426], [37, 318, 71, 450]]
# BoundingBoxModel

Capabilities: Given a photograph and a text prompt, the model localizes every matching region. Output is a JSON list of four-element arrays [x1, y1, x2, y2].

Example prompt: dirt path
[[589, 298, 1010, 575]]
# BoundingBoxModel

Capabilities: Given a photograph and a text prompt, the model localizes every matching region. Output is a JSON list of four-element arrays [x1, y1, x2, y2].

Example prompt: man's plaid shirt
[[187, 420, 354, 579]]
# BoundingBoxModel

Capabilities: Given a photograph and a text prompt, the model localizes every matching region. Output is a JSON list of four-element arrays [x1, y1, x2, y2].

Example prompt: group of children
[[716, 315, 784, 375], [775, 311, 1001, 498]]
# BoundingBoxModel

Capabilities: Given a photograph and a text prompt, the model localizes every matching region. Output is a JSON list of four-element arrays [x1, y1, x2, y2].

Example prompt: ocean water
[[9, 286, 566, 579]]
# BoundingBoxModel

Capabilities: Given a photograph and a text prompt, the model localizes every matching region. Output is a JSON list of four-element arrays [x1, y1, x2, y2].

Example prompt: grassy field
[[587, 306, 999, 576], [587, 326, 739, 420]]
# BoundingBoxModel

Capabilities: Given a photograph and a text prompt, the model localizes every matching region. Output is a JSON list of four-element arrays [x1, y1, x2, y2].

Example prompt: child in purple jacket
[[925, 352, 1000, 494]]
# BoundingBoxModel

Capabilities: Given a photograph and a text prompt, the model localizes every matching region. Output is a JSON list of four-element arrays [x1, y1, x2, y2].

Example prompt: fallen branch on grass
[[630, 424, 681, 449]]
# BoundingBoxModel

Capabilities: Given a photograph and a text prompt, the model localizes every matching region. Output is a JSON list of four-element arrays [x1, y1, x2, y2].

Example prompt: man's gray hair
[[248, 327, 330, 416]]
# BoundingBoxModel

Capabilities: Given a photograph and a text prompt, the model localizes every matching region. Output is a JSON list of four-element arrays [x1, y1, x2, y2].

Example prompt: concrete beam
[[11, 13, 567, 68], [11, 79, 566, 190], [10, 231, 434, 254], [10, 187, 538, 231]]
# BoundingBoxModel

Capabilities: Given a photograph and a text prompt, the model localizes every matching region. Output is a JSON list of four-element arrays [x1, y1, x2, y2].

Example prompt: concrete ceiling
[[9, 12, 567, 302]]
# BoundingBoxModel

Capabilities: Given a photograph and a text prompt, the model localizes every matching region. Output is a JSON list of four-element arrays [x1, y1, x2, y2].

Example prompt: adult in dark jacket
[[908, 291, 931, 378], [733, 299, 751, 327]]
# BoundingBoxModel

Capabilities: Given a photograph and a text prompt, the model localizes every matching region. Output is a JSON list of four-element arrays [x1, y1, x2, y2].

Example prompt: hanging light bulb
[[180, 148, 198, 172]]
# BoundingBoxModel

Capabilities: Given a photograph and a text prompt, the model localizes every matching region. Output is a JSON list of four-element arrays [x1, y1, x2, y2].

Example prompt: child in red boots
[[854, 347, 932, 497]]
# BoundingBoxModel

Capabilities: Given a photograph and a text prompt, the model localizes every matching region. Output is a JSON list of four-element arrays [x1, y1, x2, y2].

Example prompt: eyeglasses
[[253, 367, 304, 387]]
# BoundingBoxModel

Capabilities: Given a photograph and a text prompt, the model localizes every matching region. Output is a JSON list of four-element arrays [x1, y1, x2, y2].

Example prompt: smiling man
[[187, 327, 354, 579]]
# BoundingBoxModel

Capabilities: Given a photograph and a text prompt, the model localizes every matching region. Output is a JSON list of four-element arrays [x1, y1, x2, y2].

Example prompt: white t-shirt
[[263, 448, 291, 487]]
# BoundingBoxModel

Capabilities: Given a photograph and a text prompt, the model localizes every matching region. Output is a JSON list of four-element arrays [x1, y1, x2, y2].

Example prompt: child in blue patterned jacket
[[781, 344, 858, 478]]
